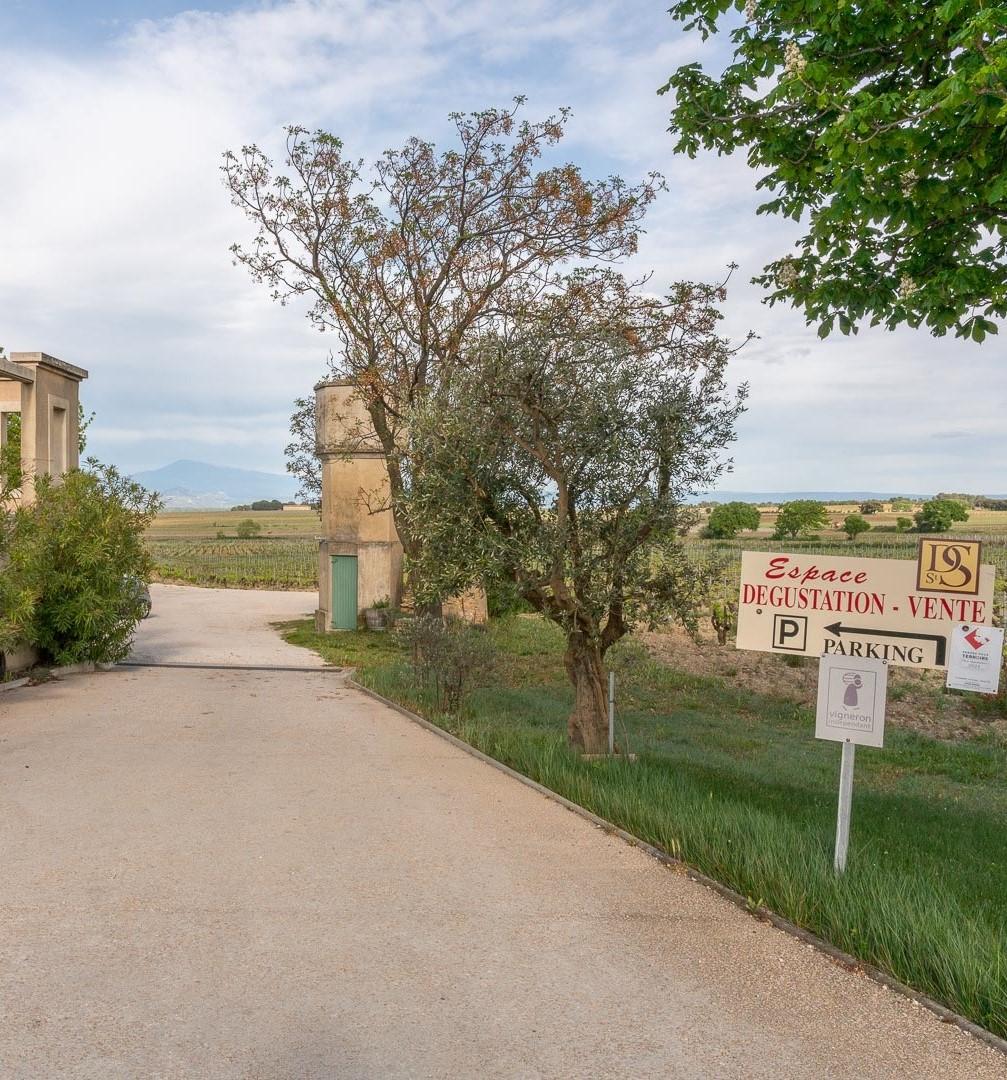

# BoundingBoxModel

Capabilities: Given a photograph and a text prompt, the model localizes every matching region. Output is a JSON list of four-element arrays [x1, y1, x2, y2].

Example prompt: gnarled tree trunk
[[563, 633, 610, 754]]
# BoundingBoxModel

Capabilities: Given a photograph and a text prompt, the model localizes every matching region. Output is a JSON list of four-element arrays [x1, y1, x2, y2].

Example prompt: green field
[[280, 614, 1007, 1041], [146, 508, 1007, 604], [146, 508, 320, 588]]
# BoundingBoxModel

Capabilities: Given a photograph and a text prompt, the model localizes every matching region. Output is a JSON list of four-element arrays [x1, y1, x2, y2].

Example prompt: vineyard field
[[147, 538, 317, 589], [146, 531, 1007, 601]]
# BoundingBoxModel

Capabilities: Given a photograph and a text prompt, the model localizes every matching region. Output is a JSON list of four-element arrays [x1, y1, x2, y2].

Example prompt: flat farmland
[[147, 507, 320, 539], [146, 509, 320, 589], [145, 508, 1007, 596], [749, 503, 1007, 536]]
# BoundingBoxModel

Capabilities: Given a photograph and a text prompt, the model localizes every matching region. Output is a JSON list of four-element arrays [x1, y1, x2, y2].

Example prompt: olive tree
[[401, 270, 746, 753], [224, 103, 659, 589]]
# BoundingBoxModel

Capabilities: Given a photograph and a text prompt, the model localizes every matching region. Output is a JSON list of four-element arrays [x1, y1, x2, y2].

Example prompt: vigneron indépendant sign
[[736, 541, 996, 670]]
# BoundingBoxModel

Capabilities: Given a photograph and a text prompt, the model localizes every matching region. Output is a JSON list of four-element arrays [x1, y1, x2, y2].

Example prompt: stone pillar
[[315, 379, 403, 630]]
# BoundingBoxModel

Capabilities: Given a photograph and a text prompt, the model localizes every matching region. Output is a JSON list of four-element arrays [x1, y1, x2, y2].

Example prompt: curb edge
[[347, 676, 1007, 1061]]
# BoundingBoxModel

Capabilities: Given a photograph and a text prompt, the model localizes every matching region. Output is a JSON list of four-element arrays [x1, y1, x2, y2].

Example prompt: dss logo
[[916, 539, 982, 596]]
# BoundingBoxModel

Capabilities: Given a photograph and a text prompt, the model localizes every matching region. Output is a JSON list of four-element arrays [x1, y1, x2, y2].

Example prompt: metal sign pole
[[834, 740, 856, 873], [608, 672, 616, 756]]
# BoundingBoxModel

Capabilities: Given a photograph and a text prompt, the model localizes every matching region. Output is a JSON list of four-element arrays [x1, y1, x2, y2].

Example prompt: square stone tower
[[314, 379, 403, 630]]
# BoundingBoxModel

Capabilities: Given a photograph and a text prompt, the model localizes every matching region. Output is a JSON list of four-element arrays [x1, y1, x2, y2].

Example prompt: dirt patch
[[639, 624, 997, 741]]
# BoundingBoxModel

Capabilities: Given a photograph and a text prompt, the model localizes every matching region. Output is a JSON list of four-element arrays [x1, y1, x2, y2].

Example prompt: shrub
[[236, 518, 262, 539], [0, 462, 161, 665], [895, 516, 914, 532], [859, 500, 883, 515], [710, 599, 737, 645], [843, 513, 871, 540], [396, 614, 496, 713], [705, 501, 761, 539], [773, 499, 828, 539], [914, 498, 969, 533]]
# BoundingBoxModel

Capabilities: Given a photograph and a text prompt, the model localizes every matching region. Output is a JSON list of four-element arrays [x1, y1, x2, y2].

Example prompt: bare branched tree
[[223, 101, 660, 585]]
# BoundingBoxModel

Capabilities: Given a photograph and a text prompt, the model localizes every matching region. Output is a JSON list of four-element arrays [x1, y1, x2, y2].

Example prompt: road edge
[[347, 676, 1007, 1061]]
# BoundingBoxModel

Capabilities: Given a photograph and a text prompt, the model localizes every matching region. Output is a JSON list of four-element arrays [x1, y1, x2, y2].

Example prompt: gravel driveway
[[0, 584, 1001, 1078]]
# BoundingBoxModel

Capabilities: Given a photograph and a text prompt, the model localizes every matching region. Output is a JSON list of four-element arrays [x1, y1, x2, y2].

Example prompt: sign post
[[835, 742, 856, 874], [815, 654, 888, 873]]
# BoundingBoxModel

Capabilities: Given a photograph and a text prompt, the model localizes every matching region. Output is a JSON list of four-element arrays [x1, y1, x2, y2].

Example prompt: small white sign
[[816, 655, 888, 748], [947, 624, 1004, 695]]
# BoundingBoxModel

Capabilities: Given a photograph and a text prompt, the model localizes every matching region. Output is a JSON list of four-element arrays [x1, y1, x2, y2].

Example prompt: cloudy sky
[[1, 0, 1003, 493]]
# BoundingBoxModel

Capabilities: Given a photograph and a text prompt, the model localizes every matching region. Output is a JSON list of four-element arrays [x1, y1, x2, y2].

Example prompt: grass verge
[[279, 615, 1007, 1040]]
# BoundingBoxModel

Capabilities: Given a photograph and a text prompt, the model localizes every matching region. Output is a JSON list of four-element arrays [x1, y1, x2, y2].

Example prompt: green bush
[[914, 498, 969, 533], [0, 462, 161, 665], [235, 518, 262, 539], [704, 501, 761, 539], [396, 614, 497, 714], [772, 499, 828, 539], [842, 513, 871, 540]]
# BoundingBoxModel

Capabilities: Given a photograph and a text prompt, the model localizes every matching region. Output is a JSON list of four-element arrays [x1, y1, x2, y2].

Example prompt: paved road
[[0, 585, 1002, 1079], [126, 583, 325, 668]]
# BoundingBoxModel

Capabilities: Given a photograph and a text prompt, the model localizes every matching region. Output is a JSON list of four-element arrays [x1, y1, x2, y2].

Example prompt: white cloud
[[1, 0, 1003, 492]]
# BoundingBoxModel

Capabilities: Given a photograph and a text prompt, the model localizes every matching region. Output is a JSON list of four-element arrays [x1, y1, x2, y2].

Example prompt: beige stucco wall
[[314, 376, 486, 630], [315, 380, 404, 629], [1, 353, 86, 503]]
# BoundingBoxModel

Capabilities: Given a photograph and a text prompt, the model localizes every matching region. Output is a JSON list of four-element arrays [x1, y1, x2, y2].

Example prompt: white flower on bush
[[897, 274, 918, 300], [744, 0, 757, 20], [901, 170, 917, 198]]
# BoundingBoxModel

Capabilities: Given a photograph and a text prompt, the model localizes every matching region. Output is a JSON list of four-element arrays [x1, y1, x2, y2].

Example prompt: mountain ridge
[[130, 459, 299, 509]]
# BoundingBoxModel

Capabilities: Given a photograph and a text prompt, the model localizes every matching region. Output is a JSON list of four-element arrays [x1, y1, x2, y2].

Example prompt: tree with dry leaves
[[223, 102, 659, 589]]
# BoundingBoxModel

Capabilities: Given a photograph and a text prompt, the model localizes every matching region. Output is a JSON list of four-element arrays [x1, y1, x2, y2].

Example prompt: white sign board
[[946, 624, 1004, 695], [815, 655, 888, 748], [737, 550, 996, 669]]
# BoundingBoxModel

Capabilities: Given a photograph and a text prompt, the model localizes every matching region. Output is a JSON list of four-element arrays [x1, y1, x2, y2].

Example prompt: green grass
[[281, 613, 1007, 1039]]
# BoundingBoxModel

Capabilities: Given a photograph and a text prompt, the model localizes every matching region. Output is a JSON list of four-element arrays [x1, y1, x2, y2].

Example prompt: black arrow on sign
[[824, 622, 947, 665]]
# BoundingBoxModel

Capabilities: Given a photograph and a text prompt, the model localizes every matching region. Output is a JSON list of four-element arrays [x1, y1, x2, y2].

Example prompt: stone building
[[314, 379, 403, 630], [0, 351, 88, 501], [313, 378, 487, 630]]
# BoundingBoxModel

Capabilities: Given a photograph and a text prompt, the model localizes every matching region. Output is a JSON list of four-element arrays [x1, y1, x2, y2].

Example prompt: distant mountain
[[131, 459, 299, 509], [689, 491, 928, 505]]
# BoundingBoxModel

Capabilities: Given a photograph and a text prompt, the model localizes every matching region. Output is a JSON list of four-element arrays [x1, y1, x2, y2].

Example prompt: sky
[[1, 0, 1004, 494]]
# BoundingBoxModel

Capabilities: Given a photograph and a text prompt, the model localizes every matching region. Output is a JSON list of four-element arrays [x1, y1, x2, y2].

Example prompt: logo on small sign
[[916, 539, 982, 596], [963, 627, 992, 651]]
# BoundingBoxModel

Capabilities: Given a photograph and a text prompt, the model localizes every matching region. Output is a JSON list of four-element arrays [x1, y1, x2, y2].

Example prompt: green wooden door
[[330, 556, 358, 630]]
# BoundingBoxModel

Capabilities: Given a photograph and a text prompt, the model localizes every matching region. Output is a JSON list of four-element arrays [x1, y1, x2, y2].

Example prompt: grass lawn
[[280, 614, 1007, 1040]]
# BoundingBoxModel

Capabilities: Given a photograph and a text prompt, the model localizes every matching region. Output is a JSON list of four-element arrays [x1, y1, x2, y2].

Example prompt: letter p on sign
[[773, 614, 808, 652]]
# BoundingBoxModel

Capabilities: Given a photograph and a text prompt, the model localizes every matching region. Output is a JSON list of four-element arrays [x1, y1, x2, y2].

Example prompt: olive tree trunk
[[563, 633, 610, 754]]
